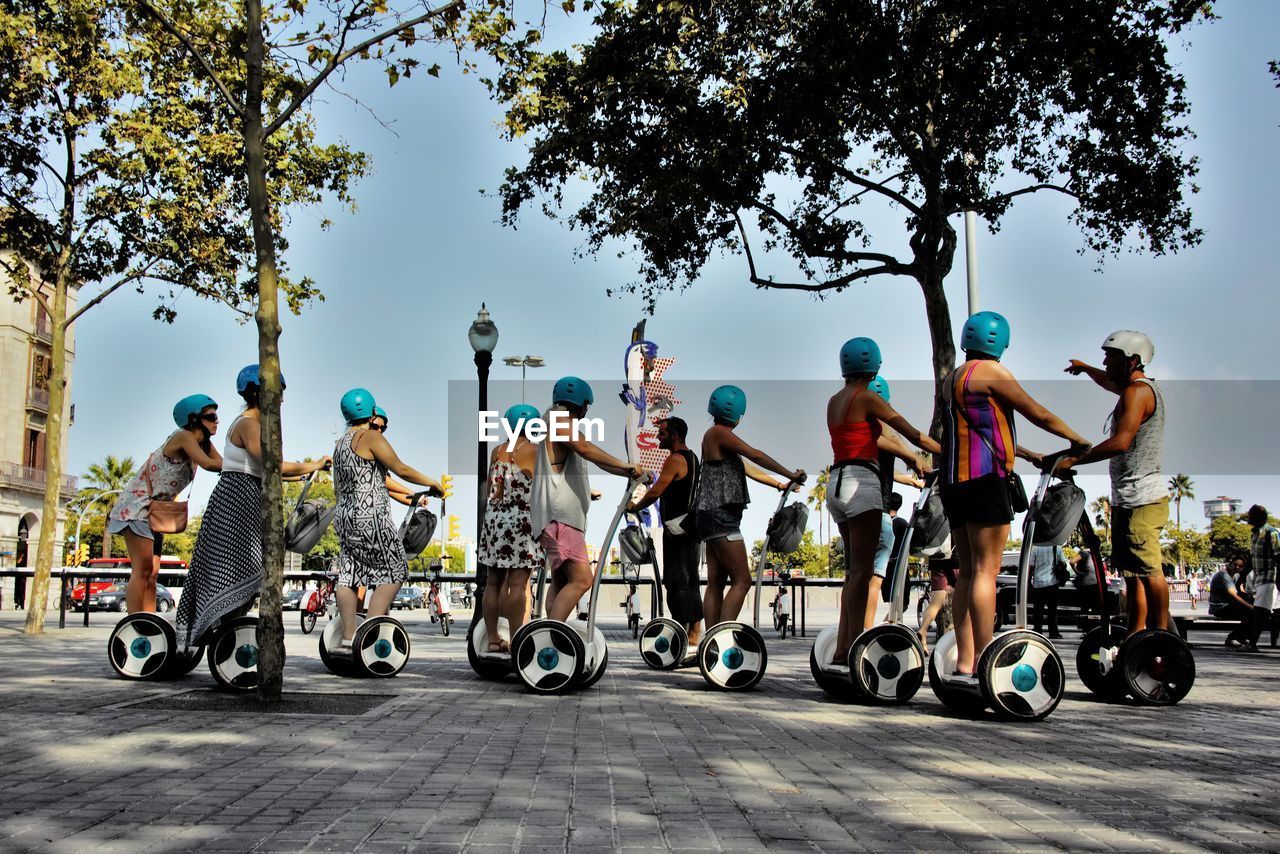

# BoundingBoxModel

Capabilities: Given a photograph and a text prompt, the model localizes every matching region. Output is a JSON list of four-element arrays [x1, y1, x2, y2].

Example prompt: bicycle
[[620, 565, 641, 638], [300, 575, 336, 635], [769, 569, 792, 638], [427, 576, 453, 636]]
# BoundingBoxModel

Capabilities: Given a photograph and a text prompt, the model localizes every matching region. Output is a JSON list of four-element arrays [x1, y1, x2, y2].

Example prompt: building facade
[[0, 252, 77, 602], [1203, 496, 1243, 520]]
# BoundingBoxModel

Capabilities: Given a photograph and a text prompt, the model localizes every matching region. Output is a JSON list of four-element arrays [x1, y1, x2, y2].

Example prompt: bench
[[1173, 614, 1247, 645]]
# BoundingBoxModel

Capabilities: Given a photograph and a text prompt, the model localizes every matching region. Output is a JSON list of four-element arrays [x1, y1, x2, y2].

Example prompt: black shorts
[[661, 531, 703, 625], [941, 474, 1014, 528]]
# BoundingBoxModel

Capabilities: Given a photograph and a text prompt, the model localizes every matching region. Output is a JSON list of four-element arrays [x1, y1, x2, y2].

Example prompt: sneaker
[[1226, 638, 1243, 649], [1238, 643, 1260, 653], [947, 672, 981, 688]]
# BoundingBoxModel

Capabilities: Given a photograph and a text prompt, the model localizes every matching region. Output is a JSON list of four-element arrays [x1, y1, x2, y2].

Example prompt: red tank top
[[829, 389, 882, 461]]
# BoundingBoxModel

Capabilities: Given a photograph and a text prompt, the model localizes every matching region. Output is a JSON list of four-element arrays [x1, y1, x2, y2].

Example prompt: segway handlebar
[[586, 478, 646, 638], [751, 473, 806, 631], [1015, 452, 1074, 629], [885, 470, 940, 624]]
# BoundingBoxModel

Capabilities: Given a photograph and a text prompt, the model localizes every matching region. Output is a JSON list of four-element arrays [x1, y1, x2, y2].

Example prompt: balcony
[[0, 461, 77, 499], [33, 319, 53, 344], [26, 387, 50, 412]]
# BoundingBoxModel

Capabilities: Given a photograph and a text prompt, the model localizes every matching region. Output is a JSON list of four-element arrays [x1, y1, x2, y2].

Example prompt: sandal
[[487, 641, 503, 653], [498, 640, 511, 653]]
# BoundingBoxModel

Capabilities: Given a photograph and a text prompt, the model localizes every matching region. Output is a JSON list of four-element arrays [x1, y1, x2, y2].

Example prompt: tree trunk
[[913, 213, 959, 440], [245, 0, 286, 702], [23, 263, 71, 635], [102, 523, 111, 559]]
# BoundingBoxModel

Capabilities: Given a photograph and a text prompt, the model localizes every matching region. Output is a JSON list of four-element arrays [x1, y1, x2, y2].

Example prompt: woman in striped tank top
[[941, 312, 1089, 680]]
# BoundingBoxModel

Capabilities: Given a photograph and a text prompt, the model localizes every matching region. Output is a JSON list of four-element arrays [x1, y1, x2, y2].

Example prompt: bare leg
[[502, 567, 532, 639], [865, 576, 884, 631], [547, 561, 592, 622], [124, 530, 158, 614], [1142, 574, 1170, 631], [702, 540, 728, 628], [716, 539, 753, 623], [484, 566, 509, 649], [834, 511, 880, 664], [366, 582, 401, 618], [918, 589, 948, 653], [954, 521, 1010, 674], [336, 585, 361, 642], [1126, 577, 1146, 637]]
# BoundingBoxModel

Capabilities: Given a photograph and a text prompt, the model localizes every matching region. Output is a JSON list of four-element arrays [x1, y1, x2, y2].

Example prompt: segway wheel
[[926, 631, 987, 713], [207, 617, 261, 692], [300, 610, 317, 635], [851, 624, 926, 705], [978, 630, 1065, 722], [108, 614, 176, 680], [511, 619, 586, 694], [808, 625, 859, 701], [1075, 624, 1128, 700], [319, 613, 366, 677], [579, 626, 609, 690], [1120, 629, 1195, 706], [353, 616, 412, 678], [468, 619, 513, 680], [698, 622, 767, 691], [639, 618, 688, 670]]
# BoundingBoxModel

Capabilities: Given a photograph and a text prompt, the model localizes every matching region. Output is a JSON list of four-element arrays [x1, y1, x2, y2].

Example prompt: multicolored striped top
[[942, 362, 1017, 485]]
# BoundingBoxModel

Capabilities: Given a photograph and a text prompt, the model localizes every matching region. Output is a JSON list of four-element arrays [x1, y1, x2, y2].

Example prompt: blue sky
[[66, 6, 1280, 554]]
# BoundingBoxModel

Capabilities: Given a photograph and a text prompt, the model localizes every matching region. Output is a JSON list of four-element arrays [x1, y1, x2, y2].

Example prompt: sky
[[63, 5, 1280, 559]]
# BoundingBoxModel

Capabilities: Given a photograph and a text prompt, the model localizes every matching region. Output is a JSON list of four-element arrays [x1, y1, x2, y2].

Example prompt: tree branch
[[63, 261, 158, 328], [734, 212, 907, 293], [137, 0, 246, 122], [745, 199, 904, 268], [956, 183, 1078, 217], [780, 145, 924, 217], [263, 0, 463, 138]]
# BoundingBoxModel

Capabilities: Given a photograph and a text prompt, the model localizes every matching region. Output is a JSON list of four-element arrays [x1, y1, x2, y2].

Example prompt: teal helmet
[[552, 376, 594, 408], [869, 375, 891, 402], [707, 385, 747, 423], [340, 388, 376, 424], [372, 405, 388, 423], [173, 394, 217, 428], [236, 363, 285, 394], [961, 311, 1011, 359], [504, 403, 541, 431], [839, 337, 882, 377]]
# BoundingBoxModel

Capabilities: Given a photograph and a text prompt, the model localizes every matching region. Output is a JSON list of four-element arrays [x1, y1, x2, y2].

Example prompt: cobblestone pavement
[[0, 608, 1276, 853]]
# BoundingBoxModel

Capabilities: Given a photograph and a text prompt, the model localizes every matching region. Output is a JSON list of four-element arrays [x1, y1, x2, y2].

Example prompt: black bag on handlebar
[[910, 491, 952, 557], [400, 506, 438, 558], [1033, 483, 1086, 546], [619, 524, 655, 565], [285, 476, 337, 555], [766, 502, 809, 555]]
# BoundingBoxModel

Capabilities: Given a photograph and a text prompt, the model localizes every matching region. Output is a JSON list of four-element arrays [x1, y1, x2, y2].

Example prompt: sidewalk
[[0, 609, 1277, 852]]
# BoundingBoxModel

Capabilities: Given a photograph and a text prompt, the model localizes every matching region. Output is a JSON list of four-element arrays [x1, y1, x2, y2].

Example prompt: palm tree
[[1168, 473, 1195, 530], [80, 455, 136, 558], [1090, 496, 1111, 552], [807, 467, 830, 546]]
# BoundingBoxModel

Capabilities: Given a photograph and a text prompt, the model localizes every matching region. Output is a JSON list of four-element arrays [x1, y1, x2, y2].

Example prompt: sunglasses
[[201, 413, 219, 423], [370, 423, 387, 433]]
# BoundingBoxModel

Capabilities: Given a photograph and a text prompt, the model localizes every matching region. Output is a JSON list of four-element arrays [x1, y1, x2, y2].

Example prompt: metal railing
[[26, 386, 50, 411], [0, 461, 78, 497]]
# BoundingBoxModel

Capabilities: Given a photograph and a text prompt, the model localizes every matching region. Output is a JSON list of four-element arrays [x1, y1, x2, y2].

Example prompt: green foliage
[[1209, 514, 1251, 563], [751, 530, 835, 578], [1162, 525, 1211, 570], [75, 455, 136, 558], [162, 515, 201, 563], [410, 543, 467, 573], [283, 471, 341, 561]]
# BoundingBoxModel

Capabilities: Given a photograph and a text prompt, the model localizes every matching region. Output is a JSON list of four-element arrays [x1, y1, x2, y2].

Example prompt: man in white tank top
[[1061, 331, 1169, 636]]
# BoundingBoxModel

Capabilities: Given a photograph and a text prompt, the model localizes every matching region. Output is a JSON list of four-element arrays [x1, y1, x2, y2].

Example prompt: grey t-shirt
[[1109, 378, 1168, 508], [1208, 568, 1238, 614]]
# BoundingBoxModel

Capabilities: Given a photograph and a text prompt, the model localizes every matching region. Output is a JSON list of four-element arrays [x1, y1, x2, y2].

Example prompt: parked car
[[282, 589, 306, 611], [68, 556, 188, 610], [392, 587, 424, 610], [89, 582, 176, 613], [994, 551, 1125, 628]]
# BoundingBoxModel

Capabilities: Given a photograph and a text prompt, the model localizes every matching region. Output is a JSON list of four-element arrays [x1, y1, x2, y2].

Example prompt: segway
[[108, 613, 187, 680], [1073, 481, 1194, 706], [927, 456, 1069, 721], [466, 556, 550, 681], [810, 474, 935, 704], [316, 491, 431, 678], [695, 476, 804, 692], [509, 483, 636, 694], [629, 512, 694, 670]]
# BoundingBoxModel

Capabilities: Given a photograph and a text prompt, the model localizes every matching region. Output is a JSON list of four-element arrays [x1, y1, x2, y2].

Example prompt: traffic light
[[73, 544, 88, 566], [440, 474, 454, 499], [447, 515, 461, 542]]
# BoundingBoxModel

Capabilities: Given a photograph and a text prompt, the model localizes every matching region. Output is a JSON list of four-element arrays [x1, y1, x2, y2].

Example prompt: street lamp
[[502, 355, 545, 401], [468, 304, 499, 614]]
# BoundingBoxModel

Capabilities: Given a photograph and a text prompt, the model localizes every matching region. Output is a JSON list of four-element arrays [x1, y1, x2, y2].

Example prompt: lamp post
[[502, 355, 545, 401], [468, 303, 499, 615], [66, 488, 120, 629]]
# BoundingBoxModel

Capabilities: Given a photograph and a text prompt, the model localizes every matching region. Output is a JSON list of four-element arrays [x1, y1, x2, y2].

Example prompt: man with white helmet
[[1062, 331, 1170, 636]]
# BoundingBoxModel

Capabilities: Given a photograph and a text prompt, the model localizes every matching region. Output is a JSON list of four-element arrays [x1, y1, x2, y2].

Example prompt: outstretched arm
[[1065, 360, 1120, 394], [718, 430, 805, 484], [629, 456, 683, 512]]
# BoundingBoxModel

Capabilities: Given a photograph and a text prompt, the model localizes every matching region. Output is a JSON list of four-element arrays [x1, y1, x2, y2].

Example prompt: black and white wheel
[[319, 613, 365, 677], [809, 625, 858, 701], [511, 619, 586, 694], [300, 610, 317, 635], [468, 618, 513, 680], [639, 618, 687, 670], [353, 616, 412, 678], [927, 631, 987, 713], [977, 630, 1065, 722], [1120, 629, 1195, 706], [579, 627, 609, 690], [207, 617, 261, 692], [157, 598, 172, 613], [108, 614, 175, 680], [1075, 624, 1128, 700], [850, 624, 926, 705], [697, 622, 767, 691], [115, 600, 128, 613]]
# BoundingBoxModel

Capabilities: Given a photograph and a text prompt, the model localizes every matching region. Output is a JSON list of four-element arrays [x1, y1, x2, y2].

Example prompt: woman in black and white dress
[[332, 388, 442, 650], [175, 365, 329, 650]]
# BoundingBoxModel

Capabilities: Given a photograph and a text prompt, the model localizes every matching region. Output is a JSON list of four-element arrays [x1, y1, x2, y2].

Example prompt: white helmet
[[1102, 330, 1154, 368]]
